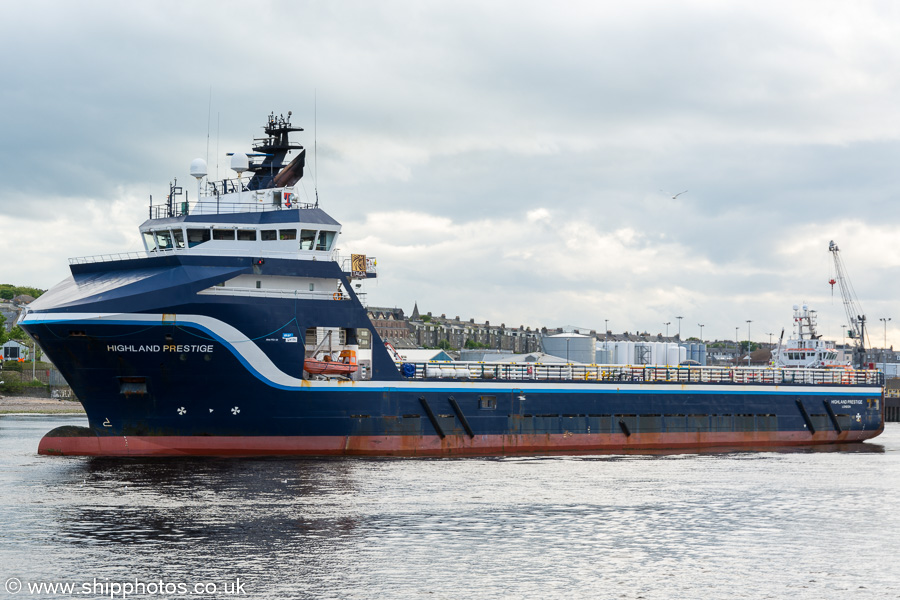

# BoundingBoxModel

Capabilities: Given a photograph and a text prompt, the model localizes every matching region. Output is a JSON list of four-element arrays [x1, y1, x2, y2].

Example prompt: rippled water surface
[[1, 415, 899, 599]]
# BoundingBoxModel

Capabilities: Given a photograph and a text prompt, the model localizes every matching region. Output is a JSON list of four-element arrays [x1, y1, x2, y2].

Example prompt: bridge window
[[143, 231, 156, 251], [280, 229, 297, 241], [213, 229, 235, 241], [237, 229, 257, 241], [187, 229, 211, 247], [300, 229, 316, 249], [261, 230, 276, 241], [172, 229, 185, 249], [154, 230, 174, 250], [316, 230, 335, 251]]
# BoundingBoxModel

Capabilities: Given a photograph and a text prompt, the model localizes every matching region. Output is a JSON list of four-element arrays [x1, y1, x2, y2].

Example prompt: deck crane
[[828, 240, 869, 369]]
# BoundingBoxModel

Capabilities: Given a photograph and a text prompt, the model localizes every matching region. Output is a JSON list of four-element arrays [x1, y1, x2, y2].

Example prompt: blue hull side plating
[[23, 236, 884, 456]]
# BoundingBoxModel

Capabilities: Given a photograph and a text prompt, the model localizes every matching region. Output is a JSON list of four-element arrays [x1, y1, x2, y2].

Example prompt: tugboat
[[21, 112, 884, 456]]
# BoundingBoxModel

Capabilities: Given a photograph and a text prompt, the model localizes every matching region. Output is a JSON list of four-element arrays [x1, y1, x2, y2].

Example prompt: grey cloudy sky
[[2, 0, 899, 346]]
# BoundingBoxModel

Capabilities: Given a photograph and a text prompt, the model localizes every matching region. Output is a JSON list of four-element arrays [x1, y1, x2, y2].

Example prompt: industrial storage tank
[[541, 333, 596, 363], [615, 341, 628, 364], [599, 340, 707, 365], [666, 344, 680, 366], [596, 347, 613, 364], [678, 342, 708, 365]]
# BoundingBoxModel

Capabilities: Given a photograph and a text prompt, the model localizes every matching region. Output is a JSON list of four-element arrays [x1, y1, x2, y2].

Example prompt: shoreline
[[0, 395, 86, 415]]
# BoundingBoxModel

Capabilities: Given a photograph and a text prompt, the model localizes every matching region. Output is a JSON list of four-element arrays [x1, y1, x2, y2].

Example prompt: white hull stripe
[[24, 311, 306, 389], [23, 312, 881, 396]]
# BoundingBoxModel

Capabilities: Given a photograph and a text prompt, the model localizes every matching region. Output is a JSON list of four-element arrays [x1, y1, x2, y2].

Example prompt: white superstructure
[[773, 304, 846, 368]]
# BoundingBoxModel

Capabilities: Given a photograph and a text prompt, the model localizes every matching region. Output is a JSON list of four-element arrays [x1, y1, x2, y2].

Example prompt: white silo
[[666, 344, 680, 366], [615, 342, 627, 364]]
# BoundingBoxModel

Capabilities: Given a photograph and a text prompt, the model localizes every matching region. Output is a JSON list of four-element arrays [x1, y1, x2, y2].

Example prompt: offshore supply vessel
[[772, 305, 846, 369], [22, 112, 884, 456]]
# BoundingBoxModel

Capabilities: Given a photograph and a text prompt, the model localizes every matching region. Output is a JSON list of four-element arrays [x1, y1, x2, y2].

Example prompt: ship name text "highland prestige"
[[107, 344, 215, 353]]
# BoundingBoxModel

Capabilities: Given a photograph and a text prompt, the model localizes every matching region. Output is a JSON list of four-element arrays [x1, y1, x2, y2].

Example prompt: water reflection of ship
[[57, 457, 361, 548]]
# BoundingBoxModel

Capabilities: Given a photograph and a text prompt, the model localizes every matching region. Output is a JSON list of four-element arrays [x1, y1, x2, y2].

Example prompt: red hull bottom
[[38, 429, 884, 457]]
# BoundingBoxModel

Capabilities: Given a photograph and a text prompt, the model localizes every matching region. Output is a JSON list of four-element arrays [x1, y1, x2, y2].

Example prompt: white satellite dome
[[230, 152, 249, 174], [190, 158, 207, 179]]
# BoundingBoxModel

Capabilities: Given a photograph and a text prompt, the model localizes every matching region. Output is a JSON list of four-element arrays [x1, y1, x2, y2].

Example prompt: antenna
[[314, 89, 319, 208], [206, 86, 212, 171], [215, 112, 220, 184]]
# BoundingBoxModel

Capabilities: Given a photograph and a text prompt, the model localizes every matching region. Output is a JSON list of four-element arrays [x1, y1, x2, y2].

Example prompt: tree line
[[0, 284, 44, 301], [1, 284, 44, 345]]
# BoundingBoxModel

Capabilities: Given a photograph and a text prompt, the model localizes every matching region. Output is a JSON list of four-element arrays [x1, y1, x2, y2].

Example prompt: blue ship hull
[[22, 253, 884, 456]]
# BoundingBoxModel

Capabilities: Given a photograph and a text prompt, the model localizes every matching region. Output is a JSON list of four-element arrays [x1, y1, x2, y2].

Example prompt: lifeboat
[[304, 349, 358, 375]]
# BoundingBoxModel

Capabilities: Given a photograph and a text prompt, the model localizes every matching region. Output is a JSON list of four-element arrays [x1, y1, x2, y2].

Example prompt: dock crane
[[828, 240, 869, 369]]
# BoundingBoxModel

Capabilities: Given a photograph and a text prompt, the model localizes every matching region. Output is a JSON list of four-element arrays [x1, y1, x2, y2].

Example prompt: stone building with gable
[[366, 303, 541, 354], [366, 306, 418, 349]]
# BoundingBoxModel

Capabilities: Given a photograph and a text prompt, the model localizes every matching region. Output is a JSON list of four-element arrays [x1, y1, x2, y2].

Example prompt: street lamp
[[676, 316, 683, 339], [735, 327, 739, 363], [698, 323, 704, 341], [766, 332, 773, 346], [664, 322, 671, 337], [605, 319, 609, 335], [880, 317, 891, 373], [746, 320, 752, 364]]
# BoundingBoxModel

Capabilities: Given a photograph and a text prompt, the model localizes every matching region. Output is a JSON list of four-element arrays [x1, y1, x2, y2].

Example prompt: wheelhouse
[[139, 211, 341, 259]]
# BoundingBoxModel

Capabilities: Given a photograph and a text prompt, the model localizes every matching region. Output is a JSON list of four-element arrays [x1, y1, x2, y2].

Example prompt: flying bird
[[672, 190, 688, 199]]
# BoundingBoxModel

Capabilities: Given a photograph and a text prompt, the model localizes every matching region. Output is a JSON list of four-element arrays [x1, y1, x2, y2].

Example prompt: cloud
[[2, 0, 900, 345], [342, 207, 791, 336], [0, 191, 146, 287]]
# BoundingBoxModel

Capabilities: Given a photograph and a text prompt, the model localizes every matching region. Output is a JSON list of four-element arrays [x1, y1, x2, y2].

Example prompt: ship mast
[[828, 240, 868, 368], [246, 111, 306, 191]]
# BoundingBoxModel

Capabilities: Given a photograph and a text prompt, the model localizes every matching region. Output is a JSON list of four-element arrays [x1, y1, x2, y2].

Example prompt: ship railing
[[339, 256, 378, 277], [69, 251, 151, 265], [203, 178, 310, 200], [69, 247, 336, 265], [396, 362, 884, 386], [198, 287, 354, 300], [149, 199, 316, 219]]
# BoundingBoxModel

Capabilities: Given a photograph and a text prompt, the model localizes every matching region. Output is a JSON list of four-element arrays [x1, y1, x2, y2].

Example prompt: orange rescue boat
[[304, 349, 358, 376]]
